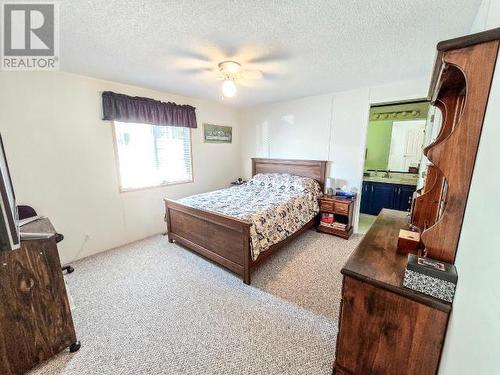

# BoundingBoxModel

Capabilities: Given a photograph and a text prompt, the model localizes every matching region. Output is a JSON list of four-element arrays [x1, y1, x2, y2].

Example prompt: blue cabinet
[[370, 182, 395, 215], [360, 181, 416, 215], [361, 182, 373, 214], [395, 184, 415, 212], [360, 182, 371, 214]]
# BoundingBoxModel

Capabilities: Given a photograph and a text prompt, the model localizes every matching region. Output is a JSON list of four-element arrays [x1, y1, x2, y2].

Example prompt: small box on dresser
[[403, 254, 458, 303], [397, 229, 420, 254]]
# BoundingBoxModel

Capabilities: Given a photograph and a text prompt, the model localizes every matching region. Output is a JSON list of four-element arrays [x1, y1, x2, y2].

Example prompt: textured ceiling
[[59, 0, 480, 107]]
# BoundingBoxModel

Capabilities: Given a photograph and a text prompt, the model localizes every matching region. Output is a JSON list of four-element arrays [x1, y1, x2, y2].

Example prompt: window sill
[[119, 179, 194, 193]]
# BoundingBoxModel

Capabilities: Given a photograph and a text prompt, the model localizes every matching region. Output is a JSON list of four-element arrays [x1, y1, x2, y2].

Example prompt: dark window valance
[[102, 91, 197, 128]]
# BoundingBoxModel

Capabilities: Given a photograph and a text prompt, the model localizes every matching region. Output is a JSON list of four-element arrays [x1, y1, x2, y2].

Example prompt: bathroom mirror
[[364, 101, 430, 173]]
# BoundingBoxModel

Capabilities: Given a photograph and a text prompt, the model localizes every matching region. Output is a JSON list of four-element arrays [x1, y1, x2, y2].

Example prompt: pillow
[[247, 173, 273, 188], [248, 173, 320, 195]]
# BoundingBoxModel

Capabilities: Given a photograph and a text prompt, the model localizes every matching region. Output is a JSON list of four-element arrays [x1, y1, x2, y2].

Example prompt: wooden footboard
[[164, 199, 253, 284]]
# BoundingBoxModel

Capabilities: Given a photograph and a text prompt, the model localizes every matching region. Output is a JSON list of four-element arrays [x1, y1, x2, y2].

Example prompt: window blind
[[114, 121, 192, 190]]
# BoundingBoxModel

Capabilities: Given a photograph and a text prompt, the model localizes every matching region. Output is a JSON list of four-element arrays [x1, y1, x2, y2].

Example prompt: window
[[113, 121, 193, 191]]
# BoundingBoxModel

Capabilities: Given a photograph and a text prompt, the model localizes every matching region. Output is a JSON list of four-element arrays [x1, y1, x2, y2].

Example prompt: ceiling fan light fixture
[[222, 79, 237, 98], [218, 60, 241, 75]]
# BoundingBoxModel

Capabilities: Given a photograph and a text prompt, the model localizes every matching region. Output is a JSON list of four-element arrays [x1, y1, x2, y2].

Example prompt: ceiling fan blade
[[240, 69, 263, 80], [236, 80, 256, 88], [246, 51, 290, 64], [180, 67, 213, 74], [260, 71, 284, 81], [178, 67, 219, 80], [175, 67, 217, 83], [238, 71, 285, 87], [170, 47, 212, 63]]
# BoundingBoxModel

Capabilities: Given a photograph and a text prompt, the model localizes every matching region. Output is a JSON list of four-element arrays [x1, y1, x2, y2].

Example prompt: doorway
[[359, 100, 430, 234]]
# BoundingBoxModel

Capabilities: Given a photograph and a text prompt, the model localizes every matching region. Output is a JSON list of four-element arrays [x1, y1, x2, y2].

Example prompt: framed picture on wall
[[203, 123, 232, 144]]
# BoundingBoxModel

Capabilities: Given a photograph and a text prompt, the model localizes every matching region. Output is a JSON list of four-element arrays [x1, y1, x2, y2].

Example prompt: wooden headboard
[[251, 158, 327, 189]]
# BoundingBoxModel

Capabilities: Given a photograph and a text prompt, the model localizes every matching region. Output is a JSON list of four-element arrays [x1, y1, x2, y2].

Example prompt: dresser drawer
[[335, 276, 448, 375], [320, 200, 335, 212], [334, 201, 350, 215]]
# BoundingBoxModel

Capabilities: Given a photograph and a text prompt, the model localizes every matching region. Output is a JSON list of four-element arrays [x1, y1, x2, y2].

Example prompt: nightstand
[[317, 196, 355, 239]]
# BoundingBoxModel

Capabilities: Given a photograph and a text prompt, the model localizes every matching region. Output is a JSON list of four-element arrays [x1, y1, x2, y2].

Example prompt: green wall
[[365, 120, 393, 170]]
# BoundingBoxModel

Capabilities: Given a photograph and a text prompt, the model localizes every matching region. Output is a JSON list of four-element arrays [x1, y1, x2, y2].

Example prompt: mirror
[[364, 101, 430, 174]]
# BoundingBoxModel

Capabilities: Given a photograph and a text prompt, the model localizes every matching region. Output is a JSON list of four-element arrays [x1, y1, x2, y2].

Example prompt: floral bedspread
[[178, 173, 322, 260]]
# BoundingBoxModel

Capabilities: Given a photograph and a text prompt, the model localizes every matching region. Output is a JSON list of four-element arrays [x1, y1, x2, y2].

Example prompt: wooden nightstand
[[317, 196, 355, 239]]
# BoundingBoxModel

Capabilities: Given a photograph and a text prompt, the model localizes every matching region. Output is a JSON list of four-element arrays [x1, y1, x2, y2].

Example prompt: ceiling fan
[[171, 46, 289, 99], [217, 60, 263, 98]]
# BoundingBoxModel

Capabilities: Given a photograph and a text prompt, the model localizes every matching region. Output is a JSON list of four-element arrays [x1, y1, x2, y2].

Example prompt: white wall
[[439, 3, 500, 374], [239, 94, 334, 176], [0, 72, 240, 264], [240, 78, 428, 231], [470, 0, 500, 32]]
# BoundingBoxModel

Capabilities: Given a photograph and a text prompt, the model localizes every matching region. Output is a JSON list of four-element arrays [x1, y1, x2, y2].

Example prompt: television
[[0, 134, 19, 251]]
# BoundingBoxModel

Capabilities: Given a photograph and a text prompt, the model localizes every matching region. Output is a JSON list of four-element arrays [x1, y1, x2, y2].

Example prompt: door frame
[[358, 98, 429, 230]]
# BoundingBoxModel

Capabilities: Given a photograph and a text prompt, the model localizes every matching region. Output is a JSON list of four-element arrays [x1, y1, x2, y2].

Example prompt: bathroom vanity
[[360, 174, 417, 215]]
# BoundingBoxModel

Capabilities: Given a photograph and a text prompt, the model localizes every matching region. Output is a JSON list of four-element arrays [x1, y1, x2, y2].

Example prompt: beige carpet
[[30, 230, 362, 375]]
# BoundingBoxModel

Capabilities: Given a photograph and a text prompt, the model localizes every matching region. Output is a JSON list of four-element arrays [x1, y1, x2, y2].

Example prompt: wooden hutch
[[334, 28, 500, 375]]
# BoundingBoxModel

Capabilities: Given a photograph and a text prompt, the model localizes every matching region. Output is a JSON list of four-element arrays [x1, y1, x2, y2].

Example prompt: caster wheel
[[62, 265, 75, 274], [69, 341, 81, 353]]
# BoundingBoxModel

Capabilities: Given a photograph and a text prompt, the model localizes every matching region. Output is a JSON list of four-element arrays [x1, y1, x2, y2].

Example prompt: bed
[[164, 158, 327, 284]]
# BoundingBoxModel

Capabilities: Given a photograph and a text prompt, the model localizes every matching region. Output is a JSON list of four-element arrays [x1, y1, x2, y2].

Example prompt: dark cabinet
[[370, 183, 395, 215], [360, 182, 371, 213], [360, 181, 416, 215], [396, 185, 415, 212]]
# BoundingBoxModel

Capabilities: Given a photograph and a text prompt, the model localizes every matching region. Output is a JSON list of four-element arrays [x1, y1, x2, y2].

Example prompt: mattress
[[178, 173, 321, 260]]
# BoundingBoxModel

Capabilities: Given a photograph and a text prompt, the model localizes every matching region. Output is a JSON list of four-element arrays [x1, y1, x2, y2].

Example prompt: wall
[[470, 0, 500, 32], [364, 120, 393, 170], [0, 72, 240, 264], [439, 2, 500, 373], [240, 78, 429, 231]]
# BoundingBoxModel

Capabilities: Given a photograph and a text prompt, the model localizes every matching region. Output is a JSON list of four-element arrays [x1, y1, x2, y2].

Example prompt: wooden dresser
[[334, 28, 500, 375], [334, 210, 451, 375], [0, 218, 78, 375]]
